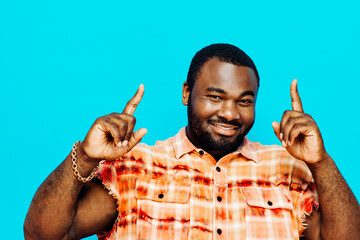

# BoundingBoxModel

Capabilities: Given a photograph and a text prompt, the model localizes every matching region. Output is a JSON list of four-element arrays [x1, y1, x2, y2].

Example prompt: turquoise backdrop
[[1, 1, 359, 239]]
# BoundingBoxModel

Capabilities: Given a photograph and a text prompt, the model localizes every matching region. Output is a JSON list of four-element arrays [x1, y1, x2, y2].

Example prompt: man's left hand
[[272, 79, 329, 164]]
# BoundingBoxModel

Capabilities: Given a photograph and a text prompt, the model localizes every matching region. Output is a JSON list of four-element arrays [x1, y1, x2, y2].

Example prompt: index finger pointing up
[[123, 84, 145, 115], [290, 79, 304, 112]]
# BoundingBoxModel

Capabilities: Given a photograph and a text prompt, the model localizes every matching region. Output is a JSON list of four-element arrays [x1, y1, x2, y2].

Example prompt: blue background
[[1, 1, 359, 239]]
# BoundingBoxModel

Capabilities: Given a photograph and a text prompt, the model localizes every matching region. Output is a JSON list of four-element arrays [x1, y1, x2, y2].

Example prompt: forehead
[[194, 58, 258, 95]]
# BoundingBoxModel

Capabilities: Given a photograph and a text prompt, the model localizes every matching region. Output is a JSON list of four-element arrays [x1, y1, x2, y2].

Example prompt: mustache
[[208, 119, 242, 128]]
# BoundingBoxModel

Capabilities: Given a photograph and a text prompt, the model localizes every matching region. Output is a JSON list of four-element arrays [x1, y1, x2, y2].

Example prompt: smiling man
[[184, 57, 258, 160], [24, 44, 360, 240]]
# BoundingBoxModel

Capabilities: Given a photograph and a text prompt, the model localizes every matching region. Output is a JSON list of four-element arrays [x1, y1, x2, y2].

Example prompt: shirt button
[[158, 193, 164, 199], [267, 200, 273, 206], [216, 167, 221, 172], [199, 150, 204, 156], [217, 196, 222, 202], [217, 228, 222, 235]]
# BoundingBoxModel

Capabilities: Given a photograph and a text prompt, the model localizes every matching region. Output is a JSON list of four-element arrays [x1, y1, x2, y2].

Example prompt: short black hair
[[186, 43, 260, 91]]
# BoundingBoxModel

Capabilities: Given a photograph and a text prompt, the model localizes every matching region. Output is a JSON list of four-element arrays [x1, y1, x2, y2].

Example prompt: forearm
[[308, 155, 360, 239], [24, 146, 98, 240]]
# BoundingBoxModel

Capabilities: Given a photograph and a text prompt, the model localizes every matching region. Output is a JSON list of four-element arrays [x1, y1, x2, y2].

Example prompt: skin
[[24, 58, 360, 239], [273, 79, 360, 239], [182, 58, 258, 160], [24, 86, 147, 239]]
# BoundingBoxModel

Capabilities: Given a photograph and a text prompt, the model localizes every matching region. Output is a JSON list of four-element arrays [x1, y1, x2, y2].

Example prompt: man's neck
[[185, 126, 242, 162]]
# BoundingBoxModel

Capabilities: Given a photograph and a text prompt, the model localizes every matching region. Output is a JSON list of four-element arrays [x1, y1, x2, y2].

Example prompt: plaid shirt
[[96, 127, 318, 240]]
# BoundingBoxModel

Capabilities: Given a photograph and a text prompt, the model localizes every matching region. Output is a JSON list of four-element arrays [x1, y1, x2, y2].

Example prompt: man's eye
[[207, 95, 221, 100], [239, 99, 253, 105]]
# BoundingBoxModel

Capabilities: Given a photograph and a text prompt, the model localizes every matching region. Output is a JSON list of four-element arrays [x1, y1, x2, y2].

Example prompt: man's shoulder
[[245, 139, 302, 170], [247, 139, 290, 156], [249, 140, 283, 150], [98, 135, 177, 178], [247, 139, 314, 183], [126, 134, 177, 159]]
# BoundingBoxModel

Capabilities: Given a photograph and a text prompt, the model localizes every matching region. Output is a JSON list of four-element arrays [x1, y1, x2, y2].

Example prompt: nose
[[217, 101, 240, 121]]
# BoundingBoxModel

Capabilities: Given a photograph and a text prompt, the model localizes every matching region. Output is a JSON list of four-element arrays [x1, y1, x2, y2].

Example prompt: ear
[[182, 81, 190, 106]]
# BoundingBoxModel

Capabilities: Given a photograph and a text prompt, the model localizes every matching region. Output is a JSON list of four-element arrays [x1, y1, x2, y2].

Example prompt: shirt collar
[[173, 127, 258, 163], [173, 127, 197, 159]]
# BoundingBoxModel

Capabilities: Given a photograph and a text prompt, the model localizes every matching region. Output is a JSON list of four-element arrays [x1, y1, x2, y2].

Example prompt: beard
[[187, 98, 253, 154]]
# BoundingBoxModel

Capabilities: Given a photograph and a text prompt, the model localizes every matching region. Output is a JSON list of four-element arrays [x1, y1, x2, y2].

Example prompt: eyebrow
[[205, 87, 255, 97], [240, 90, 255, 97], [206, 87, 226, 94]]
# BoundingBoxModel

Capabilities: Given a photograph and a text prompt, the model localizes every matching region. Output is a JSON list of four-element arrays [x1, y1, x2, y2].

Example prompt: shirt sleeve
[[97, 159, 121, 201], [290, 158, 319, 236], [95, 159, 122, 239], [96, 152, 143, 240]]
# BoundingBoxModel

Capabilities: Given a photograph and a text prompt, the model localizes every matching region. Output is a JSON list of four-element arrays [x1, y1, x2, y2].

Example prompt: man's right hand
[[79, 84, 147, 161]]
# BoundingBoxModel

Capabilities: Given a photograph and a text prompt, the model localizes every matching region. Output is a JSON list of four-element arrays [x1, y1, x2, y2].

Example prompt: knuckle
[[129, 116, 136, 124], [304, 113, 312, 119], [306, 119, 315, 126], [107, 120, 118, 131], [120, 114, 136, 124], [287, 117, 295, 124], [124, 132, 132, 138], [118, 120, 128, 129], [94, 118, 102, 124], [292, 123, 301, 130], [121, 113, 132, 118], [99, 116, 110, 124]]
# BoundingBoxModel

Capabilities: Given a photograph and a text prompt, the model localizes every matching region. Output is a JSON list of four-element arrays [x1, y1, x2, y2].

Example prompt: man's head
[[182, 44, 259, 159], [186, 43, 260, 93]]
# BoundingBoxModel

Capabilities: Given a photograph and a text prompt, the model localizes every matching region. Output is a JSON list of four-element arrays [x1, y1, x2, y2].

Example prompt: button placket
[[214, 161, 228, 240], [214, 189, 226, 240]]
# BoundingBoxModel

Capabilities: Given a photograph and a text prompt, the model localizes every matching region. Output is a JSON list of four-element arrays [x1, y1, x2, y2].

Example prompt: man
[[24, 44, 360, 239]]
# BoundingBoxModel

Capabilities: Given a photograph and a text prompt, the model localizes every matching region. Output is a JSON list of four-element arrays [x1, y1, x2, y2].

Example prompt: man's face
[[183, 58, 258, 157]]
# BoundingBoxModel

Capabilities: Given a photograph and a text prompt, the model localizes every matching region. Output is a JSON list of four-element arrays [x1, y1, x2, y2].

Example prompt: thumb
[[272, 121, 281, 142], [126, 128, 148, 151]]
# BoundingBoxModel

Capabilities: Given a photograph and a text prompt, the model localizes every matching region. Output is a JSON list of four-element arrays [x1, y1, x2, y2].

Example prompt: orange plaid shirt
[[96, 128, 318, 240]]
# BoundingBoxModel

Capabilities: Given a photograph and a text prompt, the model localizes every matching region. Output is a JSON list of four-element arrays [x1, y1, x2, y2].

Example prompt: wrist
[[72, 141, 100, 183], [77, 142, 100, 165], [306, 152, 332, 171]]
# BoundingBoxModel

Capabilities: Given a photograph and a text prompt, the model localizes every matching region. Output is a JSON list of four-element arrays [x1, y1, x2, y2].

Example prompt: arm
[[304, 155, 360, 240], [24, 151, 118, 240], [24, 85, 147, 240], [272, 79, 360, 240]]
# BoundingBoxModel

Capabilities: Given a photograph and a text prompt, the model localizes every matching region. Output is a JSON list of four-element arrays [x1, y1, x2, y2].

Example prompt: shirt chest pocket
[[242, 186, 295, 239], [242, 186, 293, 210], [134, 176, 191, 239], [135, 176, 191, 203]]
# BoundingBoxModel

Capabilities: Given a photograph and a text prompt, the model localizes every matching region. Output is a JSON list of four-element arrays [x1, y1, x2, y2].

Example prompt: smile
[[210, 122, 239, 136], [213, 123, 237, 130]]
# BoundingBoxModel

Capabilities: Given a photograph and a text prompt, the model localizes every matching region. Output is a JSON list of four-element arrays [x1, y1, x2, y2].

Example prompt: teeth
[[215, 124, 235, 130]]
